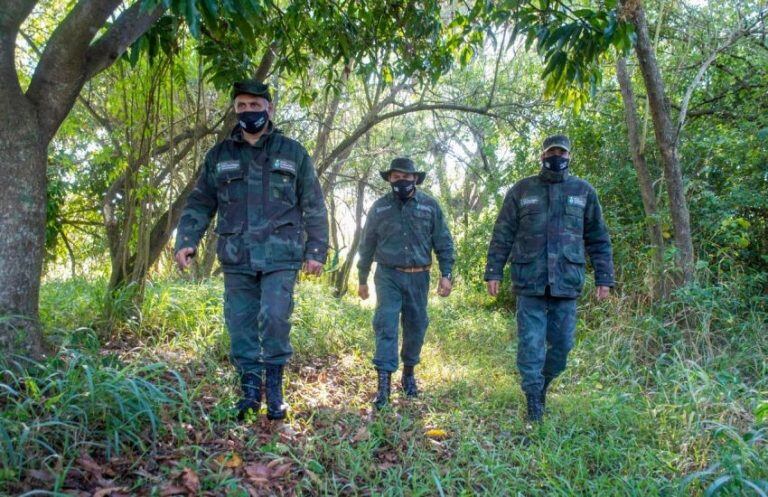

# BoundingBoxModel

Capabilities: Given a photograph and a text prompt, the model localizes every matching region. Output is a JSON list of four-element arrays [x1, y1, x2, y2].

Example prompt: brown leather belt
[[395, 264, 432, 273]]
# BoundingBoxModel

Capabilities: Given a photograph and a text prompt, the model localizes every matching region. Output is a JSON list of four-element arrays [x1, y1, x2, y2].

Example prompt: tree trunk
[[0, 112, 48, 359], [333, 176, 367, 297], [616, 56, 667, 297], [624, 0, 695, 285], [194, 225, 218, 281]]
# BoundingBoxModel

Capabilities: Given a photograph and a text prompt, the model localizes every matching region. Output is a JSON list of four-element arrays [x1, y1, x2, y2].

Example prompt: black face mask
[[391, 179, 416, 200], [542, 155, 570, 171], [237, 110, 269, 134]]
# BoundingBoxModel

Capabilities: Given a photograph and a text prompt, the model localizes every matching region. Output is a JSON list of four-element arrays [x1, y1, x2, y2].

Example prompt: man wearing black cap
[[174, 80, 329, 421], [357, 158, 455, 409], [484, 135, 615, 422]]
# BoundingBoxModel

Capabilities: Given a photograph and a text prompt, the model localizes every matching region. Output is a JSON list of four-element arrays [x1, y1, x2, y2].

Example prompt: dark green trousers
[[372, 265, 430, 372], [223, 270, 298, 374], [516, 293, 577, 394]]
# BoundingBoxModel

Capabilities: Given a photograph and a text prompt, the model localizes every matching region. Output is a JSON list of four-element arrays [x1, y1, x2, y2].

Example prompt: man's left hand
[[437, 277, 452, 297], [303, 259, 323, 276], [595, 286, 610, 300]]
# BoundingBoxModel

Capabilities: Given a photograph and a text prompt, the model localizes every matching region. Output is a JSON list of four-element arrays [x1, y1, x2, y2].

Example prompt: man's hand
[[437, 277, 452, 297], [486, 280, 500, 296], [595, 285, 610, 300], [303, 259, 324, 276], [175, 247, 196, 271], [358, 284, 369, 300]]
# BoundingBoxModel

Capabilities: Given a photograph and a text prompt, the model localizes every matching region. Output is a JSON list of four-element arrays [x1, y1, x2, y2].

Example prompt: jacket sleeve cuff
[[304, 245, 327, 263], [358, 270, 370, 285], [174, 234, 199, 254], [484, 266, 503, 281], [595, 272, 615, 287]]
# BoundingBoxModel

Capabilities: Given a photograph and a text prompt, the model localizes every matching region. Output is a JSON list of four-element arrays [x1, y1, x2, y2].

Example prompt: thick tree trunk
[[0, 1, 48, 358], [0, 112, 48, 359], [616, 57, 667, 297], [624, 1, 695, 285]]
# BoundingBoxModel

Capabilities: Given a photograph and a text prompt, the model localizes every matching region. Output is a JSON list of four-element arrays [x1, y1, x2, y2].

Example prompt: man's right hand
[[358, 284, 369, 300], [486, 280, 500, 296], [175, 247, 196, 271]]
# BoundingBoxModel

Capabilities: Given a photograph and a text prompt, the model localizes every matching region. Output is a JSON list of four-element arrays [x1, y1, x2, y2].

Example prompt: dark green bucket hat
[[231, 80, 272, 101], [380, 157, 426, 184], [542, 134, 571, 153]]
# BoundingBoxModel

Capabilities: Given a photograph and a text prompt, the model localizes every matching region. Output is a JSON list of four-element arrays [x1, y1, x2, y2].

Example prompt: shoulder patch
[[520, 196, 540, 207], [216, 160, 240, 173], [272, 158, 297, 174], [567, 195, 587, 208]]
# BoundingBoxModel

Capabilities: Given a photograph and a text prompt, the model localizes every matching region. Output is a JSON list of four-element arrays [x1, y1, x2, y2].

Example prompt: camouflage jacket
[[175, 126, 329, 273], [484, 168, 615, 298], [357, 190, 455, 285]]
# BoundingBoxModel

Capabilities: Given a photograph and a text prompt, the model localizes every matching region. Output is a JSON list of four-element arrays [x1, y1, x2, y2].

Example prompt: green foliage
[[0, 350, 191, 486], [7, 273, 768, 494]]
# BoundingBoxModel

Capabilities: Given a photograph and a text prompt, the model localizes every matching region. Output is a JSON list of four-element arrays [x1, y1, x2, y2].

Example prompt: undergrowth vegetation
[[2, 270, 766, 496]]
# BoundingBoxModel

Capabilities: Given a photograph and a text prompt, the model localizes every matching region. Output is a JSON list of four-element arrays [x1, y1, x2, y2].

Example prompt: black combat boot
[[525, 391, 544, 422], [401, 365, 418, 398], [236, 370, 263, 421], [265, 364, 288, 420], [373, 369, 392, 410], [541, 377, 553, 410]]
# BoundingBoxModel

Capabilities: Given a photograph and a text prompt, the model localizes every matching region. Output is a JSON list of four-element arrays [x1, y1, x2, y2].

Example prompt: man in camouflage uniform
[[357, 158, 455, 409], [175, 80, 328, 421], [485, 135, 614, 422]]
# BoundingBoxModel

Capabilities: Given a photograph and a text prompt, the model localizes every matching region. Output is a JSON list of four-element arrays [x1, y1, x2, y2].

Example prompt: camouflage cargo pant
[[223, 270, 298, 374], [516, 294, 577, 394], [372, 266, 430, 372]]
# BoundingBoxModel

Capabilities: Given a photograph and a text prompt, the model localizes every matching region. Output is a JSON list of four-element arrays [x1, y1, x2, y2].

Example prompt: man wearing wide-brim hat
[[484, 134, 615, 422], [357, 157, 455, 409]]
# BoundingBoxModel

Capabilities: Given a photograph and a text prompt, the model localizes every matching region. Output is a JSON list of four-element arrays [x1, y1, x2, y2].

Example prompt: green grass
[[2, 273, 766, 496]]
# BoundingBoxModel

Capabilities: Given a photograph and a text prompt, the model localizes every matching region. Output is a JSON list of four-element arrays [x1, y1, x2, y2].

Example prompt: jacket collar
[[538, 167, 569, 183]]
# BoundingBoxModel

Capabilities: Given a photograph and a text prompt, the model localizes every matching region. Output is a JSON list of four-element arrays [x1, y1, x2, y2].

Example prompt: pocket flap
[[563, 244, 585, 263], [215, 218, 244, 235], [271, 158, 298, 176], [216, 166, 244, 184]]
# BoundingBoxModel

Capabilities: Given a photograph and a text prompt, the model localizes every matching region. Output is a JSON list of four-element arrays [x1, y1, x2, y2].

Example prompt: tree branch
[[676, 12, 766, 140], [0, 1, 37, 105]]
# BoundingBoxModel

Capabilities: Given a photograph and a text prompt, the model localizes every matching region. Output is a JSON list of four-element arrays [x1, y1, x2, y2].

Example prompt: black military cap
[[231, 80, 272, 101], [542, 134, 571, 153], [380, 157, 426, 185]]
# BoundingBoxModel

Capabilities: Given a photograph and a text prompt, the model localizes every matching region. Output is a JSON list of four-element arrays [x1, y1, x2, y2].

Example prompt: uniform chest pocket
[[519, 203, 545, 231], [269, 159, 297, 205], [564, 202, 585, 232], [215, 166, 246, 233], [215, 166, 245, 204], [412, 209, 433, 232]]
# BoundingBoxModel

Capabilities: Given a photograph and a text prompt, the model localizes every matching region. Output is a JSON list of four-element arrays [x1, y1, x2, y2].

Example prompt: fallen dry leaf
[[351, 426, 370, 443], [271, 463, 293, 479], [244, 463, 270, 478], [425, 428, 449, 440], [181, 467, 200, 494], [159, 483, 189, 496], [27, 469, 55, 482], [93, 486, 127, 497], [213, 452, 243, 468], [77, 452, 103, 477]]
